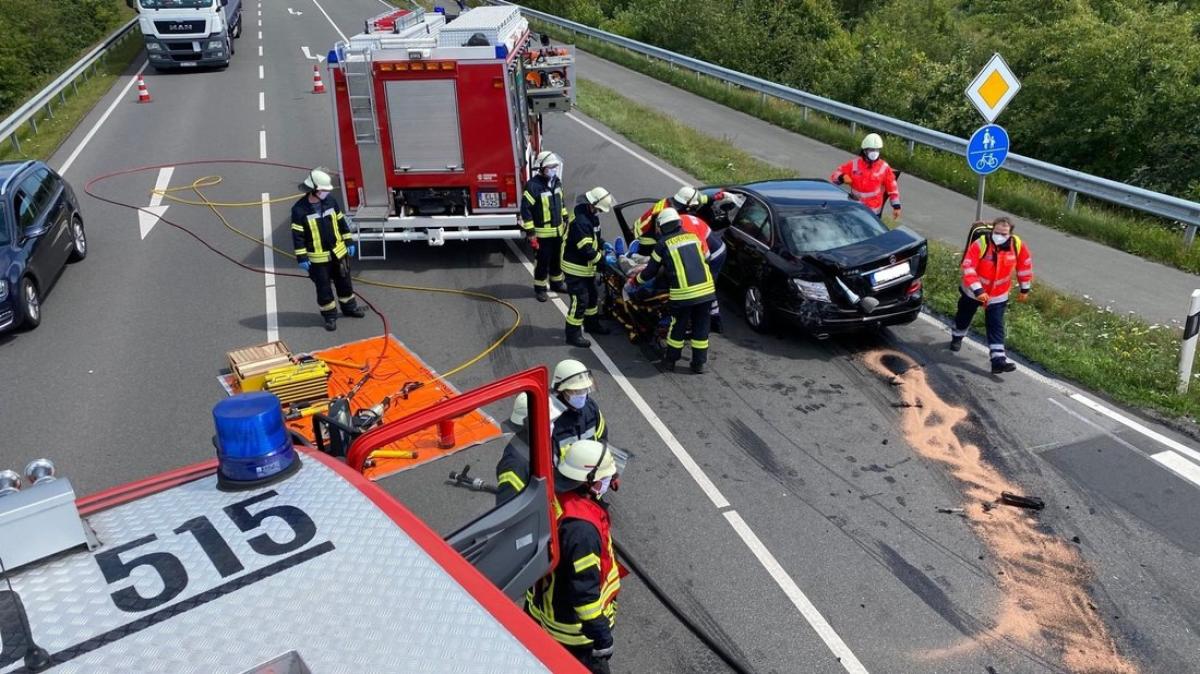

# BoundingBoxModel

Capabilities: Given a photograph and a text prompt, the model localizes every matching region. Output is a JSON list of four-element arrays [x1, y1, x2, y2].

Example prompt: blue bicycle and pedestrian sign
[[967, 124, 1009, 175]]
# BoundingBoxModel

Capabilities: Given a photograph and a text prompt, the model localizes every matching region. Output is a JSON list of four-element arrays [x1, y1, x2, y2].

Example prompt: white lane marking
[[287, 7, 304, 15], [58, 62, 148, 177], [258, 30, 263, 40], [259, 129, 267, 159], [137, 166, 174, 240], [1153, 451, 1200, 487], [301, 46, 326, 62], [258, 18, 262, 27], [259, 91, 265, 111], [1069, 393, 1200, 465], [258, 64, 264, 79], [258, 44, 263, 57], [257, 10, 262, 17], [1047, 398, 1142, 453], [502, 240, 864, 671], [724, 511, 869, 673], [262, 192, 279, 342], [566, 112, 692, 185], [310, 0, 348, 42]]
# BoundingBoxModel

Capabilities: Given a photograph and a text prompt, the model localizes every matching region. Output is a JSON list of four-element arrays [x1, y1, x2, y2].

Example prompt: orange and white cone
[[136, 75, 152, 103], [311, 65, 326, 94]]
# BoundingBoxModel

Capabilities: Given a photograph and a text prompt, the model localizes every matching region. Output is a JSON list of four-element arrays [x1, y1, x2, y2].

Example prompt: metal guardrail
[[0, 18, 139, 154], [505, 2, 1200, 242]]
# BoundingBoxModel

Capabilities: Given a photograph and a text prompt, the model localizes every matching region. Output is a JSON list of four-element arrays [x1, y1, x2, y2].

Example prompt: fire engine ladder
[[343, 46, 391, 260]]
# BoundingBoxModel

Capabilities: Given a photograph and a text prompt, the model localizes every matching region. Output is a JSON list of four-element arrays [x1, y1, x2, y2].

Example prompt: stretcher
[[599, 255, 670, 352], [219, 335, 502, 480]]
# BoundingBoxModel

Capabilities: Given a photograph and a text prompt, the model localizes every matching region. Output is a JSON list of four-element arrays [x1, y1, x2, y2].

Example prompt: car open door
[[612, 198, 659, 245], [346, 368, 559, 601]]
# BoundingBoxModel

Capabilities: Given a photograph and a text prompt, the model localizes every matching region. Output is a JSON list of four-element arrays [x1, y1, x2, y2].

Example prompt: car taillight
[[906, 279, 923, 296]]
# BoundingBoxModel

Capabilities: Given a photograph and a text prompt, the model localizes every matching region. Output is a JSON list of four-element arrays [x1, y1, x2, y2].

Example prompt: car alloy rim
[[745, 287, 763, 326], [25, 282, 39, 320], [74, 221, 86, 253]]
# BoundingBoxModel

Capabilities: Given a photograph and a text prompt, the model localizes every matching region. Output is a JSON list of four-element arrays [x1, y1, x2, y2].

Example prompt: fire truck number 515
[[94, 491, 317, 613]]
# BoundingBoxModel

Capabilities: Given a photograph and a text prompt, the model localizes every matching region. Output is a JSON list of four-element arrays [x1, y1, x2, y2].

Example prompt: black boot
[[535, 287, 549, 303], [991, 360, 1016, 374], [690, 361, 706, 374], [567, 332, 592, 348], [323, 315, 337, 331], [342, 303, 365, 318], [585, 318, 611, 336], [949, 337, 962, 352]]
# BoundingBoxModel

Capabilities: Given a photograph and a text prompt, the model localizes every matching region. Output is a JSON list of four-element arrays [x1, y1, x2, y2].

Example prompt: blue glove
[[298, 260, 311, 272], [628, 240, 641, 255], [602, 241, 615, 254], [613, 238, 626, 256], [348, 244, 357, 257]]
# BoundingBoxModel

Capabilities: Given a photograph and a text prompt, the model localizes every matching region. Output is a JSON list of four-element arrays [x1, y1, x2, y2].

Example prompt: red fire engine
[[327, 4, 575, 252]]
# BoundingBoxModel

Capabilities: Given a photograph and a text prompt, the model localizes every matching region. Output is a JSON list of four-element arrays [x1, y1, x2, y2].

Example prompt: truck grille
[[154, 20, 205, 34]]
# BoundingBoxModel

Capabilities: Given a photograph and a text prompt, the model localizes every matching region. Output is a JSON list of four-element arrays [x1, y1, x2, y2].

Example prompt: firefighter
[[526, 439, 621, 674], [521, 151, 570, 302], [630, 185, 719, 251], [291, 168, 365, 331], [562, 187, 617, 348], [635, 208, 716, 374], [495, 359, 607, 503], [830, 133, 902, 221], [951, 217, 1034, 374]]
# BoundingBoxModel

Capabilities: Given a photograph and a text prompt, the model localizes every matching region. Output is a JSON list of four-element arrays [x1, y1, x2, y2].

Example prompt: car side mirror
[[21, 226, 45, 244]]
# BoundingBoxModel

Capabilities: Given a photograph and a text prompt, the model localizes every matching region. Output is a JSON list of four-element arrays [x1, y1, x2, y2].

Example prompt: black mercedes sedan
[[0, 160, 88, 332], [615, 179, 926, 338]]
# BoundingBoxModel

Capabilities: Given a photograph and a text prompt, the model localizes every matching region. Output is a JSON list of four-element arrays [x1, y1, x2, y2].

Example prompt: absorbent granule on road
[[861, 350, 1137, 674]]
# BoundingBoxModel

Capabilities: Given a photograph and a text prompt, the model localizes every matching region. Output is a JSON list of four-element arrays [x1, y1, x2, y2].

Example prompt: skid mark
[[862, 349, 1136, 674]]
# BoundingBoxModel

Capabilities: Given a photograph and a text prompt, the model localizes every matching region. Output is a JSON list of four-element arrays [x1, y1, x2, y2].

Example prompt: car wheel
[[18, 277, 41, 330], [68, 215, 87, 262], [743, 285, 770, 333]]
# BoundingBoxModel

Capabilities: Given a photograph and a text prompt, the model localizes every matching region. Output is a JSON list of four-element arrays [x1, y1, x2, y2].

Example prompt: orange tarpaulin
[[220, 335, 502, 480]]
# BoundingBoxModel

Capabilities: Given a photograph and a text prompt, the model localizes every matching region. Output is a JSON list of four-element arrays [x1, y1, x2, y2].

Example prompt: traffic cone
[[311, 65, 325, 94], [136, 75, 151, 103]]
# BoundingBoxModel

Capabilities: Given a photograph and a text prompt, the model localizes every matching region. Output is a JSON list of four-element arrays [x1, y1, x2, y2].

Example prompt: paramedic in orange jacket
[[830, 133, 901, 220], [951, 217, 1033, 374]]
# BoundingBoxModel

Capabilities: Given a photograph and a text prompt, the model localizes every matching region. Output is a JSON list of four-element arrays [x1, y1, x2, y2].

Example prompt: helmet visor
[[555, 369, 595, 395]]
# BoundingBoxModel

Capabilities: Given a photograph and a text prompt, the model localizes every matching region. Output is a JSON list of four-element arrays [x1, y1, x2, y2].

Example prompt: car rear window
[[780, 207, 889, 253]]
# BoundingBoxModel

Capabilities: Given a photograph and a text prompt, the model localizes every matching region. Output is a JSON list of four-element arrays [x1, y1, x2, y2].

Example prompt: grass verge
[[543, 23, 1200, 275], [575, 78, 1200, 421], [0, 32, 142, 164]]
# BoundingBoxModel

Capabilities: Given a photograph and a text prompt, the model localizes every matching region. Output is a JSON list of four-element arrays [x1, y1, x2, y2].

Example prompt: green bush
[[0, 0, 131, 116]]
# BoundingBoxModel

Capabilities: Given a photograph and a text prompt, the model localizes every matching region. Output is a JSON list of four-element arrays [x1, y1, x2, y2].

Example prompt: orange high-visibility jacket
[[830, 157, 900, 213], [960, 235, 1033, 304]]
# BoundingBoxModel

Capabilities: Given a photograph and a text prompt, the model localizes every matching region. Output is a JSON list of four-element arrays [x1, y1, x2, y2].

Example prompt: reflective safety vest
[[561, 203, 603, 278], [830, 156, 900, 214], [526, 490, 620, 647], [960, 235, 1033, 305], [634, 195, 711, 247], [291, 195, 351, 264], [521, 173, 568, 239], [636, 227, 715, 305]]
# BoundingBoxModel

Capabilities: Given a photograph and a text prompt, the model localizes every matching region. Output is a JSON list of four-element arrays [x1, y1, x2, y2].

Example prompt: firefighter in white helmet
[[494, 359, 607, 504], [521, 151, 570, 302], [830, 133, 902, 221], [291, 168, 365, 331], [526, 439, 621, 673], [630, 185, 723, 251], [561, 187, 617, 348]]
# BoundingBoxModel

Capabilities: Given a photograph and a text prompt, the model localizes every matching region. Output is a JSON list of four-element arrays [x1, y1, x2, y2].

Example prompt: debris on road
[[936, 506, 966, 515], [1000, 491, 1046, 510]]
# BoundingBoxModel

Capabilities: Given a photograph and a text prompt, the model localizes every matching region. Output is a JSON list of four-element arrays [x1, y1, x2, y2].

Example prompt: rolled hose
[[613, 540, 755, 674]]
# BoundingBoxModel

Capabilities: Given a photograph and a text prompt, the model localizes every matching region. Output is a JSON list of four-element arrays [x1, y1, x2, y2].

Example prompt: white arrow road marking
[[287, 7, 303, 14], [300, 46, 325, 62], [138, 166, 174, 239]]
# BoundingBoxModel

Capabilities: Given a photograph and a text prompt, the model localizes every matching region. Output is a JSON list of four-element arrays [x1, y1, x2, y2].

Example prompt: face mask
[[316, 190, 330, 200], [592, 475, 613, 498], [991, 233, 1010, 246], [567, 393, 588, 410], [865, 150, 880, 161], [546, 167, 560, 180]]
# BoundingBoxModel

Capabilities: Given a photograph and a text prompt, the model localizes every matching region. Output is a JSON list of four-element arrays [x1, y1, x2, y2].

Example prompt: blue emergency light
[[212, 392, 299, 489]]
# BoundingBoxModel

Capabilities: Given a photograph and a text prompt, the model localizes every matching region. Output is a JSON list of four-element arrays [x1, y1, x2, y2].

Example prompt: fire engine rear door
[[385, 80, 464, 172]]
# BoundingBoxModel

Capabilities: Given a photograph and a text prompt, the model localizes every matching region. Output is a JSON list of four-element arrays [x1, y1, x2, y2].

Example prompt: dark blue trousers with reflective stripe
[[666, 301, 711, 366], [953, 290, 1007, 366]]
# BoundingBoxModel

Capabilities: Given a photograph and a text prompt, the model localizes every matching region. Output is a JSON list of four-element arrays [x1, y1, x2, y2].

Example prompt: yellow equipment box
[[227, 341, 293, 392], [264, 359, 331, 406]]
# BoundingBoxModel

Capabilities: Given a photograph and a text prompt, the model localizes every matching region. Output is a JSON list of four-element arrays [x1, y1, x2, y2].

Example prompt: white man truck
[[126, 0, 243, 71]]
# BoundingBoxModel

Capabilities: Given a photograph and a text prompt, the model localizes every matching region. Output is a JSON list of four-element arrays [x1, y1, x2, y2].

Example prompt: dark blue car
[[0, 160, 87, 332]]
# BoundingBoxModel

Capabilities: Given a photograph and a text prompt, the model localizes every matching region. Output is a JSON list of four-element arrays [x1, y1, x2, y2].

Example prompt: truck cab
[[126, 0, 242, 70]]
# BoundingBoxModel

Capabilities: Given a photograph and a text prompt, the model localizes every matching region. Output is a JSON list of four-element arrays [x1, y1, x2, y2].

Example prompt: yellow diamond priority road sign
[[965, 53, 1020, 123]]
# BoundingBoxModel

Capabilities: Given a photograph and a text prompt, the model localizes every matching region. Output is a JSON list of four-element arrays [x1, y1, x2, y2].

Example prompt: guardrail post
[[907, 139, 915, 157], [850, 121, 857, 136], [28, 116, 38, 135], [1066, 191, 1078, 211], [1185, 225, 1198, 248], [759, 92, 766, 109], [802, 106, 809, 121], [1177, 289, 1200, 394], [9, 135, 20, 153], [45, 101, 54, 119]]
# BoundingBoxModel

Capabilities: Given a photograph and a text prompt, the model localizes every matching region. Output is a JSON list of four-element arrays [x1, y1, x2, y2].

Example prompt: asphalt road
[[3, 2, 1200, 673]]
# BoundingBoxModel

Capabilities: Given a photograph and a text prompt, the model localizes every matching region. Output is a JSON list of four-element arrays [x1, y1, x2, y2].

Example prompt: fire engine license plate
[[477, 191, 500, 209], [871, 260, 910, 286]]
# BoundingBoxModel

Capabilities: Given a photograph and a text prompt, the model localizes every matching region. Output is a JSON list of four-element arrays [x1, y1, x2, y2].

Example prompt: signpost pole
[[975, 176, 986, 221]]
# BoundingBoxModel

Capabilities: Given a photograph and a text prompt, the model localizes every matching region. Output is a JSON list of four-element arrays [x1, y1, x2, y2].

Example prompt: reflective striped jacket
[[830, 156, 900, 213], [561, 203, 604, 278], [961, 235, 1033, 304], [636, 226, 716, 305], [520, 173, 568, 239], [291, 195, 351, 264]]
